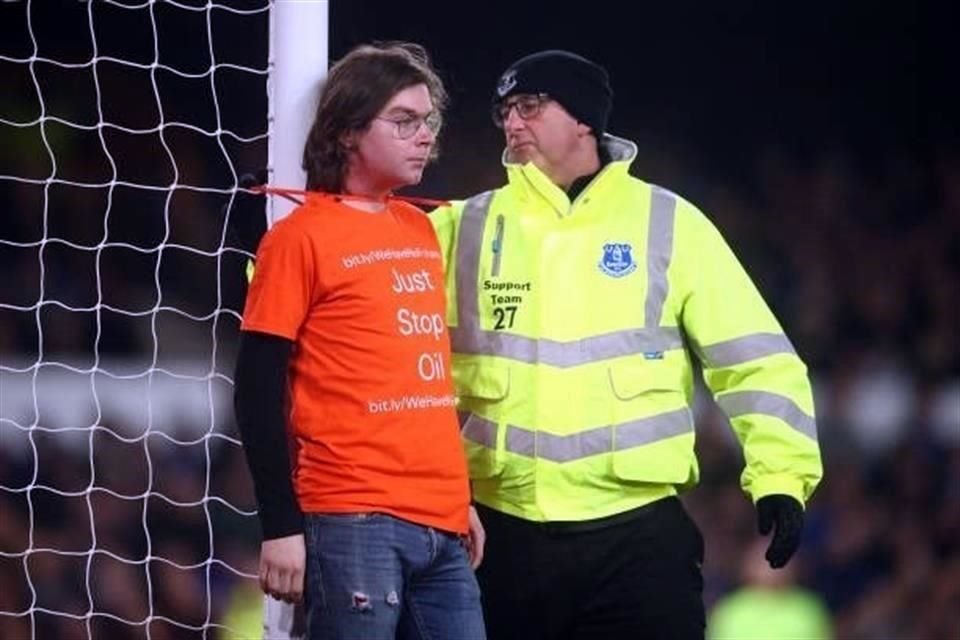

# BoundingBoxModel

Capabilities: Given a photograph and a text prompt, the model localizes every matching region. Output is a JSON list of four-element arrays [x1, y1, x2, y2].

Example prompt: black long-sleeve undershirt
[[233, 330, 302, 540]]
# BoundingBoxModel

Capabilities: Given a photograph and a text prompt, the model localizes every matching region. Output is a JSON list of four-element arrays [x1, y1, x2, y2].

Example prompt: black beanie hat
[[493, 50, 613, 135]]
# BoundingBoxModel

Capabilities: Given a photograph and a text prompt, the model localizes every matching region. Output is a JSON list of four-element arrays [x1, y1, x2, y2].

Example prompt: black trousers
[[475, 497, 705, 640]]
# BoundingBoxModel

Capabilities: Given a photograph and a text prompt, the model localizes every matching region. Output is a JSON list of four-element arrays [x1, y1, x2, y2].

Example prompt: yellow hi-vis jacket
[[430, 135, 823, 522]]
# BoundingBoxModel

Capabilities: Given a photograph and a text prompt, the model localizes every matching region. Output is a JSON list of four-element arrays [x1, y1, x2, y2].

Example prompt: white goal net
[[0, 1, 285, 638]]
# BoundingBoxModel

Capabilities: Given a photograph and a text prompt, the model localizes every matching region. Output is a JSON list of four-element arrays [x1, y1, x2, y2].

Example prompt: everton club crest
[[599, 242, 637, 278], [497, 70, 517, 98]]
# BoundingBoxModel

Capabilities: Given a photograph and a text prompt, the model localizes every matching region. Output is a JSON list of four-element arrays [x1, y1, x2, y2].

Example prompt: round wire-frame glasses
[[376, 111, 442, 139]]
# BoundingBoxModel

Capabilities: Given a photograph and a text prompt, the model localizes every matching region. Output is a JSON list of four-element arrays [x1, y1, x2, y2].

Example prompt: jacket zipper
[[491, 214, 505, 277]]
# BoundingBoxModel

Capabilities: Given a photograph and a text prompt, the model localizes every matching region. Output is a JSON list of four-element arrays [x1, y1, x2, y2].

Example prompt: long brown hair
[[301, 42, 448, 192]]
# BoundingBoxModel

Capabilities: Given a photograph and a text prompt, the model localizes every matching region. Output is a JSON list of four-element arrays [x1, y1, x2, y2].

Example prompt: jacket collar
[[500, 134, 638, 215]]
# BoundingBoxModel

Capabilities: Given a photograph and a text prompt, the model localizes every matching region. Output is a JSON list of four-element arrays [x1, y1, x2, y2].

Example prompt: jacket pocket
[[607, 361, 697, 485], [453, 361, 510, 401], [462, 413, 503, 479], [607, 359, 678, 400], [453, 362, 510, 479]]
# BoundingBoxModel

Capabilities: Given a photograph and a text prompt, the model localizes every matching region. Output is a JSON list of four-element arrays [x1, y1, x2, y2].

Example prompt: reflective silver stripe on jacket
[[453, 191, 495, 339], [717, 390, 818, 440], [463, 407, 694, 462], [449, 327, 685, 369], [645, 186, 677, 327], [693, 333, 798, 369]]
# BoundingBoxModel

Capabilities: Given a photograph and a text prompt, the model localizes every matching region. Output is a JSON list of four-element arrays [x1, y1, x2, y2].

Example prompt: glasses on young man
[[376, 112, 442, 140], [492, 93, 550, 129]]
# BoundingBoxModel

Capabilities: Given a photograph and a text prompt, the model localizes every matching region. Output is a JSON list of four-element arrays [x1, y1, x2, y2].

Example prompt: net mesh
[[0, 1, 271, 637]]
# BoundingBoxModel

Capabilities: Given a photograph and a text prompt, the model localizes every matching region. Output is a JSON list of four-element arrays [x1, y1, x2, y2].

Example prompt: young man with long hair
[[235, 42, 486, 640]]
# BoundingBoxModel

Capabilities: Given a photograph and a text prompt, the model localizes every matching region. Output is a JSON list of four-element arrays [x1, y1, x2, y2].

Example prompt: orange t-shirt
[[241, 194, 469, 534]]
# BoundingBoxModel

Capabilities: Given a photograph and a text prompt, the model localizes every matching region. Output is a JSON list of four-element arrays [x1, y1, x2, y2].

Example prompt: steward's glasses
[[492, 93, 550, 128], [376, 111, 442, 139]]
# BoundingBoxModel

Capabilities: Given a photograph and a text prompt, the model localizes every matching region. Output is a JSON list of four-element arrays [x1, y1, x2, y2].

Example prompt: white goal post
[[262, 5, 329, 639]]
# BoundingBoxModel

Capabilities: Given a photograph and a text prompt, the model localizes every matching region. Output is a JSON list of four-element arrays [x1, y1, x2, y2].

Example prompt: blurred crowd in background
[[2, 137, 956, 639], [2, 1, 957, 639]]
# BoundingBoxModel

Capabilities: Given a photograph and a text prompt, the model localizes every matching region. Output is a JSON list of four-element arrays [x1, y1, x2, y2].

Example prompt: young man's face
[[348, 83, 438, 193], [500, 94, 587, 182]]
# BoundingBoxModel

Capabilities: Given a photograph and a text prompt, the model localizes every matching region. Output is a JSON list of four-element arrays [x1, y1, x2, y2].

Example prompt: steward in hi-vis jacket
[[430, 49, 823, 640]]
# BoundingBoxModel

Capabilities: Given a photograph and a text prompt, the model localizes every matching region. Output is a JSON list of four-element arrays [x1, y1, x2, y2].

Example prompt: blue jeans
[[303, 512, 486, 640]]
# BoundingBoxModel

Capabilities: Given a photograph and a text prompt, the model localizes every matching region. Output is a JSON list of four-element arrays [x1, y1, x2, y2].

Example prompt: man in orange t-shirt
[[234, 43, 485, 640]]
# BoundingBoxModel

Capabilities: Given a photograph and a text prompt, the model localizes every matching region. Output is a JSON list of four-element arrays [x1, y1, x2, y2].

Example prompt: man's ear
[[575, 122, 594, 138]]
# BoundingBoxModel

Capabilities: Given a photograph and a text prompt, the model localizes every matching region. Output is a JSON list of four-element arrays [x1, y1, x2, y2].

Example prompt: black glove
[[756, 494, 804, 569]]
